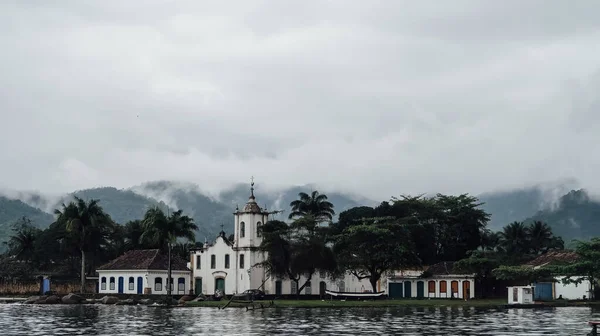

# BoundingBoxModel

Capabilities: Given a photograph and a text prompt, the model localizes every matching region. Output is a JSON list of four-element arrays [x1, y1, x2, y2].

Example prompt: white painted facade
[[97, 270, 192, 295], [388, 274, 476, 299], [548, 276, 592, 300], [190, 186, 374, 296], [508, 286, 534, 304]]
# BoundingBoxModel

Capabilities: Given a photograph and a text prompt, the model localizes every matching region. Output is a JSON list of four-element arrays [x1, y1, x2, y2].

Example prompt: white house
[[189, 182, 374, 296], [96, 249, 192, 295], [525, 250, 592, 300], [387, 262, 476, 299]]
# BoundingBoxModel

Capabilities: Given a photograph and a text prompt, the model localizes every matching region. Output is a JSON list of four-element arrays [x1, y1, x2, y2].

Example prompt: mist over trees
[[2, 189, 569, 298]]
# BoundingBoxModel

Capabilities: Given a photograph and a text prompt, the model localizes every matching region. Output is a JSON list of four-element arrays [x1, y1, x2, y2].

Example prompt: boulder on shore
[[24, 296, 42, 304], [62, 293, 85, 304], [40, 295, 61, 304], [100, 296, 119, 305]]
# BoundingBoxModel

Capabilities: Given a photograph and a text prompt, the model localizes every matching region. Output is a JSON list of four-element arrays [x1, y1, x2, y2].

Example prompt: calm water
[[0, 304, 596, 335]]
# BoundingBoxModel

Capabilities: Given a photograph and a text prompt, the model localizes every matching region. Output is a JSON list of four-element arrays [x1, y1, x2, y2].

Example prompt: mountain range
[[1, 180, 599, 251]]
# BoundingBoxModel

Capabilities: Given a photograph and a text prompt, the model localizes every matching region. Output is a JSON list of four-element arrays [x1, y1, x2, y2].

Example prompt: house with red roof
[[96, 249, 191, 295]]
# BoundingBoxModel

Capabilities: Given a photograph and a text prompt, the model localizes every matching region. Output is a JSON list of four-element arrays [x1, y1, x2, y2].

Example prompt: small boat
[[588, 321, 600, 336], [325, 290, 386, 300]]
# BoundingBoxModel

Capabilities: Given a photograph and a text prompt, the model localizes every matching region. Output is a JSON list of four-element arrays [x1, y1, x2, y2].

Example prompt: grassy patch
[[183, 298, 509, 308]]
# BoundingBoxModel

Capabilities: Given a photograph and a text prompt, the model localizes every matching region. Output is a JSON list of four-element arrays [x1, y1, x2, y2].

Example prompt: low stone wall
[[0, 281, 96, 295]]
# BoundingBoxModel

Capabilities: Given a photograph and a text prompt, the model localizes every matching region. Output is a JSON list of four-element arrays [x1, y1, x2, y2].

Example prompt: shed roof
[[97, 249, 190, 271]]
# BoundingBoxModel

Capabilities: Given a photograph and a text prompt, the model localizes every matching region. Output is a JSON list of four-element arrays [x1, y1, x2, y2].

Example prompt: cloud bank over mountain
[[1, 1, 600, 200]]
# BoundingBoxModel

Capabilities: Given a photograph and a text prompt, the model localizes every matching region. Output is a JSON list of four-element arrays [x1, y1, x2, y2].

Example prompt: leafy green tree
[[331, 206, 375, 235], [288, 191, 335, 223], [259, 219, 336, 298], [335, 217, 419, 292], [54, 197, 114, 293], [375, 194, 490, 264]]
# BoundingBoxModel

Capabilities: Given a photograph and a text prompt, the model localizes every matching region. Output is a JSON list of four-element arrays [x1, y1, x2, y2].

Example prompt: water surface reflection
[[0, 304, 595, 335]]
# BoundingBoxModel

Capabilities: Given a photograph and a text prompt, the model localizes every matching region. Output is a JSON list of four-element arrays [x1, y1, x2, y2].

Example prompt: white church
[[189, 182, 375, 296]]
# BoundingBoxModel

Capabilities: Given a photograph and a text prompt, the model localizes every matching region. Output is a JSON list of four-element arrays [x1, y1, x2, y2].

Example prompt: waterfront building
[[96, 249, 192, 295], [524, 250, 592, 300], [189, 181, 374, 296], [387, 262, 476, 299]]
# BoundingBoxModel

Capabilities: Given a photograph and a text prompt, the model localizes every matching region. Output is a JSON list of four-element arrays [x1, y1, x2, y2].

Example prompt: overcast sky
[[1, 1, 599, 200]]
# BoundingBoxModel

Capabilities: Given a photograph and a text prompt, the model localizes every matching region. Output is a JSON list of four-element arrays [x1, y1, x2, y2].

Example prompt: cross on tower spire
[[250, 176, 255, 198], [220, 223, 224, 231]]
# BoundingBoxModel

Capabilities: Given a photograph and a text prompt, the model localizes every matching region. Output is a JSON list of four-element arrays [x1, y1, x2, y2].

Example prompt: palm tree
[[499, 221, 529, 257], [54, 197, 113, 293], [7, 225, 39, 264], [123, 220, 145, 250], [140, 208, 197, 251], [141, 207, 197, 298], [528, 221, 563, 255], [288, 191, 335, 223]]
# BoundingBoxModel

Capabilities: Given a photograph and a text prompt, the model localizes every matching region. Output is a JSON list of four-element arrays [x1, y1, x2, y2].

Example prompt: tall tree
[[6, 217, 40, 265], [123, 220, 145, 250], [335, 217, 420, 292], [140, 208, 197, 251], [259, 218, 336, 298], [527, 221, 564, 255], [289, 191, 335, 223], [54, 197, 113, 293], [499, 221, 530, 257]]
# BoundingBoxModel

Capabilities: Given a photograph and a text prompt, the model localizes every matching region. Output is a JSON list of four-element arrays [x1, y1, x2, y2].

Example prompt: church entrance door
[[215, 278, 225, 294], [195, 278, 202, 295]]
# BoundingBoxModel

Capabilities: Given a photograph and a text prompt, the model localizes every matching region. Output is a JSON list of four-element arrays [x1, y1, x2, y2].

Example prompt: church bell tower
[[234, 177, 269, 249]]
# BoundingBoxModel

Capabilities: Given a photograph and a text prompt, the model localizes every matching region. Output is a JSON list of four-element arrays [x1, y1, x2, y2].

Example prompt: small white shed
[[508, 286, 534, 304]]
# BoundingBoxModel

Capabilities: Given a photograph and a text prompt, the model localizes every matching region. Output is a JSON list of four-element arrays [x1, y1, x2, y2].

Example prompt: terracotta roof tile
[[524, 251, 579, 268], [97, 249, 190, 271]]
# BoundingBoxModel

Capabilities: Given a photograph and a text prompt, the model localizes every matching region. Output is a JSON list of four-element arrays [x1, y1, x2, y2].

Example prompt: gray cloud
[[1, 1, 600, 200]]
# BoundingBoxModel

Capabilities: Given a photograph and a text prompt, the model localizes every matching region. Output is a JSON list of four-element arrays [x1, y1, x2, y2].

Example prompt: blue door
[[389, 283, 403, 298], [118, 277, 124, 294], [404, 281, 412, 298], [42, 278, 50, 294], [416, 281, 425, 298], [137, 277, 143, 294], [534, 282, 553, 300]]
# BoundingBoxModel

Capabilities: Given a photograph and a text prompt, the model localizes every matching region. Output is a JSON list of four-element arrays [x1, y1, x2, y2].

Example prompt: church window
[[257, 222, 262, 237], [154, 278, 163, 292], [196, 255, 201, 270], [101, 277, 106, 290], [178, 278, 185, 292], [291, 281, 298, 294], [225, 254, 230, 269], [211, 255, 216, 269], [240, 222, 245, 238], [239, 254, 245, 268], [128, 277, 135, 291], [109, 277, 115, 290], [319, 270, 326, 279], [305, 281, 312, 295]]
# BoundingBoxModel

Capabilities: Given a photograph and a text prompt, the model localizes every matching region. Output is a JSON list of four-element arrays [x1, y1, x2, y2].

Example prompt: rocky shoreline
[[12, 293, 199, 306]]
